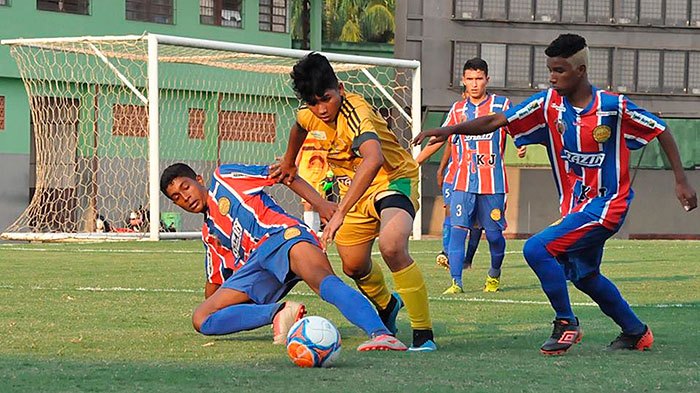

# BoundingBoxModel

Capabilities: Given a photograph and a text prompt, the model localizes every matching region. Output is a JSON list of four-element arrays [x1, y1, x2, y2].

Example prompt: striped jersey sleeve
[[619, 96, 666, 150], [503, 90, 549, 146]]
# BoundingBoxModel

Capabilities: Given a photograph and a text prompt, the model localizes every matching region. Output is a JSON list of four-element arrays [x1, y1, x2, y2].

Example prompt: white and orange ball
[[286, 316, 341, 368]]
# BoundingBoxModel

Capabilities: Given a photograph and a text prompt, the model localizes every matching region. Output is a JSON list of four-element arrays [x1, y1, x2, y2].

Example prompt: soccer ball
[[286, 316, 341, 368]]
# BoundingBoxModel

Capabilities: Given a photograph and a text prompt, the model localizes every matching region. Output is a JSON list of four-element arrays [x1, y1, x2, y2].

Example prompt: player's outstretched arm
[[412, 113, 508, 146], [271, 122, 308, 185], [436, 142, 451, 188], [285, 174, 338, 224], [415, 140, 445, 165], [657, 129, 698, 211]]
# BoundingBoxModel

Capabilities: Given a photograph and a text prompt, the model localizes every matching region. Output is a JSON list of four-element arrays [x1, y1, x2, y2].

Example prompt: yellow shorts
[[334, 177, 419, 246]]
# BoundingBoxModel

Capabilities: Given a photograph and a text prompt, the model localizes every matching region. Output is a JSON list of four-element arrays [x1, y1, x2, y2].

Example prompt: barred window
[[112, 104, 147, 137], [532, 46, 550, 89], [535, 0, 559, 22], [637, 50, 661, 93], [561, 0, 586, 22], [482, 0, 507, 19], [619, 0, 638, 23], [639, 0, 663, 25], [505, 45, 532, 88], [452, 42, 479, 86], [37, 0, 89, 15], [480, 44, 506, 87], [689, 52, 700, 94], [454, 0, 479, 19], [692, 1, 700, 26], [259, 0, 287, 32], [188, 108, 205, 139], [200, 0, 242, 28], [0, 96, 5, 130], [126, 0, 173, 24], [663, 51, 687, 93], [0, 0, 9, 5], [508, 0, 533, 20], [616, 49, 636, 92], [589, 48, 611, 89], [665, 0, 689, 26], [587, 0, 612, 23], [218, 111, 276, 142]]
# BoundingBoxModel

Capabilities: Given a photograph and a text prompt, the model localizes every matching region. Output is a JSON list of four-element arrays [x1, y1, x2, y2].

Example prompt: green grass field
[[1, 239, 698, 392]]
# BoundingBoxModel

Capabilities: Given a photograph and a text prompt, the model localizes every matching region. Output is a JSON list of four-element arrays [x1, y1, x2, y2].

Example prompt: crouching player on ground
[[414, 34, 697, 355], [160, 162, 407, 351]]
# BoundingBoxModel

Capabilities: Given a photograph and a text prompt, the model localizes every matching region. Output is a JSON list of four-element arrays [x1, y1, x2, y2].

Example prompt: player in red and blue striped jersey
[[160, 162, 407, 352], [414, 34, 697, 355]]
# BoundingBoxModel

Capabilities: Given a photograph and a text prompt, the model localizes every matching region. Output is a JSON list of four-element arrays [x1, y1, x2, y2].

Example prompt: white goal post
[[1, 33, 422, 241]]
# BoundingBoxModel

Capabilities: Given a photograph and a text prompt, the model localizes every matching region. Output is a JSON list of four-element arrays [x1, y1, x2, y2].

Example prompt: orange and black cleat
[[606, 325, 654, 351], [540, 318, 583, 356]]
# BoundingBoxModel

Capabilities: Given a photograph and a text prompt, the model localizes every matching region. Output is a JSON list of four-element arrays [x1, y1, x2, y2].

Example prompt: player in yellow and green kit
[[273, 53, 436, 351]]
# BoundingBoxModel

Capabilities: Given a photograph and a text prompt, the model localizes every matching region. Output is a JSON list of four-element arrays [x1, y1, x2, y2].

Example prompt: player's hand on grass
[[676, 181, 697, 212], [412, 128, 448, 147], [321, 211, 344, 247], [270, 157, 298, 186]]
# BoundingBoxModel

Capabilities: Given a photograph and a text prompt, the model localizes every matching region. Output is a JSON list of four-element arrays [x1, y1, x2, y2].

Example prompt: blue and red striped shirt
[[202, 164, 303, 285], [504, 87, 665, 229], [444, 94, 512, 193]]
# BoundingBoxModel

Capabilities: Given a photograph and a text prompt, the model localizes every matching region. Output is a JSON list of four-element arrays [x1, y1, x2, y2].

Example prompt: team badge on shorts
[[593, 125, 612, 143], [284, 227, 302, 240], [217, 197, 231, 215], [490, 208, 502, 221]]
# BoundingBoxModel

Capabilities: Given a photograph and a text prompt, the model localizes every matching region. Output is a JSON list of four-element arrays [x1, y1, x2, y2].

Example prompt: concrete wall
[[421, 165, 700, 238]]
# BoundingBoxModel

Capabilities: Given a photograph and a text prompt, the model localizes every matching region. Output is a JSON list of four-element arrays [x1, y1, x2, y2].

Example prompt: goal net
[[1, 34, 421, 241]]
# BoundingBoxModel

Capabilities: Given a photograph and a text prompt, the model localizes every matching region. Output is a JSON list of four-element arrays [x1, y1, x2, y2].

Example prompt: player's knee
[[378, 242, 408, 263], [191, 307, 210, 333], [522, 237, 548, 266], [485, 229, 504, 244], [342, 264, 369, 279]]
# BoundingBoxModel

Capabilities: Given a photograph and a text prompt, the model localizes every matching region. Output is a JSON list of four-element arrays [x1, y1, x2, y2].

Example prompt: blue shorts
[[442, 181, 453, 207], [533, 211, 620, 282], [221, 226, 320, 304], [450, 191, 506, 231]]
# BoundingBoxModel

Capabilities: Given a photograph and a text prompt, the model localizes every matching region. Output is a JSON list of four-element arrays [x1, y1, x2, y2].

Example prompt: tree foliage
[[291, 0, 395, 43]]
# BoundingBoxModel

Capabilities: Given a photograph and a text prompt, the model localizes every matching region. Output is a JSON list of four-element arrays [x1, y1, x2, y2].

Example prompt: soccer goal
[[1, 33, 422, 241]]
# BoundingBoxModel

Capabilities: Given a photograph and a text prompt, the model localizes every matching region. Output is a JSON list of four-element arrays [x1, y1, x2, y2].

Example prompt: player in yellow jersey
[[273, 53, 436, 351]]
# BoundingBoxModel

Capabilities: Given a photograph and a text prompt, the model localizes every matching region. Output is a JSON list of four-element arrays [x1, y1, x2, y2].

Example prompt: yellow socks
[[392, 262, 432, 330], [354, 260, 391, 310]]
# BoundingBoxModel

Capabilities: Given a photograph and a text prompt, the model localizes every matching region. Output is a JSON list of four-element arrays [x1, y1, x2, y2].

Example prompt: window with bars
[[639, 0, 663, 25], [506, 45, 532, 88], [37, 0, 89, 15], [0, 0, 8, 6], [200, 0, 242, 28], [482, 0, 507, 19], [618, 0, 638, 23], [480, 44, 506, 87], [218, 111, 276, 142], [532, 46, 550, 89], [588, 0, 612, 23], [452, 42, 479, 86], [561, 0, 586, 22], [0, 96, 5, 130], [665, 0, 689, 26], [126, 0, 173, 24], [259, 0, 287, 33], [535, 0, 559, 22], [616, 49, 636, 92], [689, 52, 700, 94], [508, 0, 533, 20], [454, 0, 479, 19], [662, 51, 687, 93], [188, 108, 205, 139], [112, 104, 148, 137], [692, 1, 700, 26], [589, 48, 611, 89], [636, 50, 661, 93]]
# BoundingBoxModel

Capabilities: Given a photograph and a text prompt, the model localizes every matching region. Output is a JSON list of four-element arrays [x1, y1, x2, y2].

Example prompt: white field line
[[0, 284, 694, 308]]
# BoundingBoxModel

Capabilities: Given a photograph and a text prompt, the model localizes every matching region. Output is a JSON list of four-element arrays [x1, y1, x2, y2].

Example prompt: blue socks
[[199, 303, 281, 335], [522, 237, 575, 321], [448, 226, 469, 287], [442, 215, 451, 253], [320, 275, 390, 337], [465, 227, 482, 266], [573, 273, 645, 334], [485, 230, 506, 277]]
